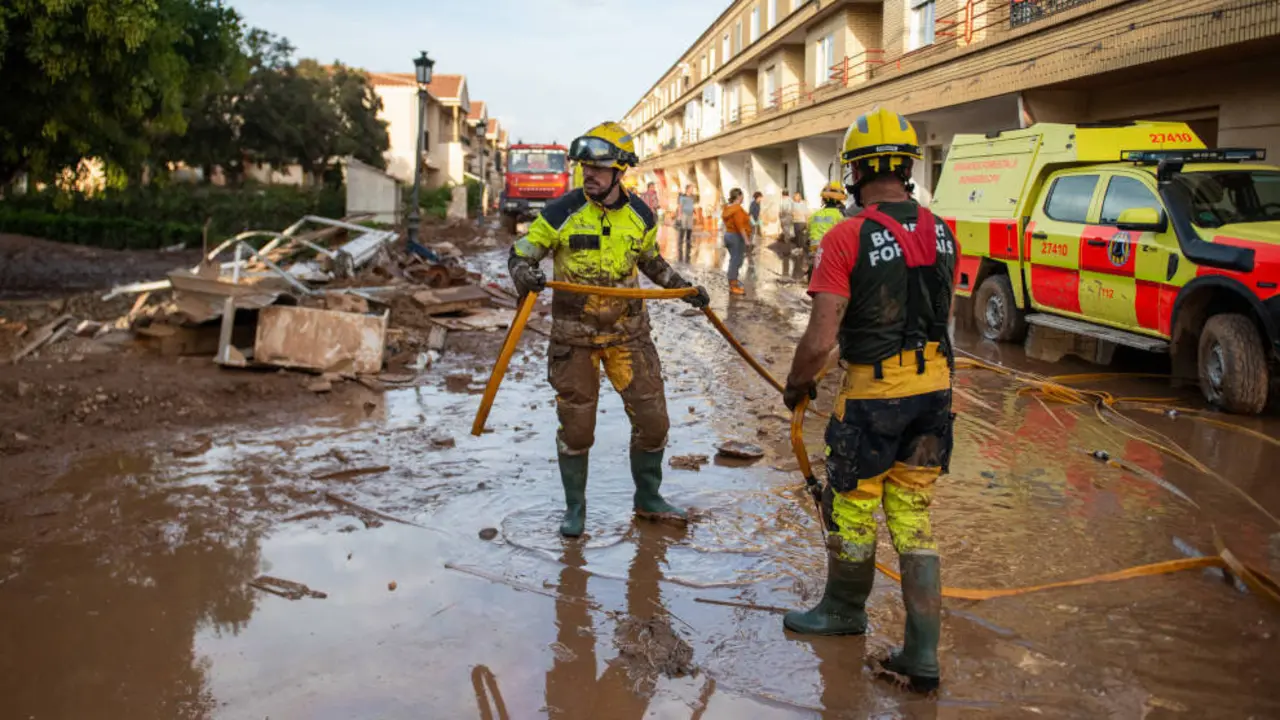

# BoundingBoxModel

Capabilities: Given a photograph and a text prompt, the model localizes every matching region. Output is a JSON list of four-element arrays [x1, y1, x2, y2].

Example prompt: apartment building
[[622, 0, 1280, 234], [370, 72, 477, 190]]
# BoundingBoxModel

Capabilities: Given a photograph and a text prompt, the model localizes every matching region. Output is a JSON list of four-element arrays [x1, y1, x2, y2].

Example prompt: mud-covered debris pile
[[3, 214, 518, 382], [612, 615, 697, 685]]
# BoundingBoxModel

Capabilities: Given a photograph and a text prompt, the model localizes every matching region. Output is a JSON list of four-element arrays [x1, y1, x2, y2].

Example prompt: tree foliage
[[0, 1, 390, 188]]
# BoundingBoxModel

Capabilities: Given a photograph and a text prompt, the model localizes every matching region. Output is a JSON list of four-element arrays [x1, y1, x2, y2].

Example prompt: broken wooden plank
[[254, 306, 388, 374], [323, 492, 423, 528], [311, 465, 391, 481], [250, 574, 327, 600], [9, 314, 73, 363]]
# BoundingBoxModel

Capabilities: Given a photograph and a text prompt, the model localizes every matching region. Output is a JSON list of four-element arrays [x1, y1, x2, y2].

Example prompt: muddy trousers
[[822, 350, 953, 562], [547, 337, 669, 456], [824, 388, 952, 561]]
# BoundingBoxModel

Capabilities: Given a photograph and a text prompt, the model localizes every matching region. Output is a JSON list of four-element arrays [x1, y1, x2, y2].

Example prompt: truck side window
[[1044, 174, 1098, 223], [1099, 176, 1159, 224]]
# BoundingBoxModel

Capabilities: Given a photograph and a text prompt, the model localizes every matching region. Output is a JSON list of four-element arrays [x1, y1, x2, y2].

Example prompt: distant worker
[[508, 121, 711, 537], [676, 184, 697, 262], [791, 191, 808, 247], [782, 108, 958, 694], [721, 188, 752, 296], [806, 181, 848, 276], [749, 191, 763, 243], [641, 181, 660, 215], [778, 188, 794, 244]]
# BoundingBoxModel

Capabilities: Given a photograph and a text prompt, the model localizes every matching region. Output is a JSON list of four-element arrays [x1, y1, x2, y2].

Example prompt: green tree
[[0, 0, 245, 186], [330, 63, 390, 170], [239, 50, 389, 185]]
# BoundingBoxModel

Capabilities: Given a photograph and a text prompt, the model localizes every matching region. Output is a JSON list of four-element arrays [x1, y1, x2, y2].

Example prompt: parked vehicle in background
[[933, 121, 1280, 413], [500, 143, 570, 232]]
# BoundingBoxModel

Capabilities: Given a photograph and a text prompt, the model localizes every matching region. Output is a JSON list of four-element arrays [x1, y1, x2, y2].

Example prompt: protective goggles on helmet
[[568, 135, 638, 168], [841, 143, 921, 164]]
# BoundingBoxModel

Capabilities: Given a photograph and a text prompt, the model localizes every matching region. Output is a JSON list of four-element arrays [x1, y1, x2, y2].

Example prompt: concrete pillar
[[717, 152, 750, 200], [797, 136, 842, 212], [694, 159, 721, 230], [750, 149, 784, 236]]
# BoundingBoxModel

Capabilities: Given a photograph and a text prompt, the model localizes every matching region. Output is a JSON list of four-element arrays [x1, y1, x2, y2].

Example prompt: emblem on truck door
[[1108, 231, 1133, 268]]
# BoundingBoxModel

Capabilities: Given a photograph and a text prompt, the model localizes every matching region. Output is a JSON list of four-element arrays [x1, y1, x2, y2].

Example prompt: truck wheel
[[973, 274, 1026, 343], [501, 214, 518, 235], [1198, 313, 1269, 414]]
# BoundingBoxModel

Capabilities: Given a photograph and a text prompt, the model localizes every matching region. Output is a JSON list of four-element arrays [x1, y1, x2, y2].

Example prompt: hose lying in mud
[[471, 281, 785, 436], [788, 354, 1280, 607], [955, 351, 1280, 529]]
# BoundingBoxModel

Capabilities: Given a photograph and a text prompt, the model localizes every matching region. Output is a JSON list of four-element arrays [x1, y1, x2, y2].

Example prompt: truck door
[[1089, 173, 1173, 335], [1027, 172, 1099, 318]]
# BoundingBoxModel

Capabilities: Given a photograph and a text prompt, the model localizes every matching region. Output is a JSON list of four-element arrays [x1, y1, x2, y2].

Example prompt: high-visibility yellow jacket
[[808, 205, 846, 251], [512, 188, 690, 345]]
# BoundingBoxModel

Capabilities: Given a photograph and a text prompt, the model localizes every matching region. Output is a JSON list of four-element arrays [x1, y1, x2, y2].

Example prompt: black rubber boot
[[879, 553, 942, 692], [558, 453, 589, 537], [630, 450, 687, 522], [783, 552, 876, 635]]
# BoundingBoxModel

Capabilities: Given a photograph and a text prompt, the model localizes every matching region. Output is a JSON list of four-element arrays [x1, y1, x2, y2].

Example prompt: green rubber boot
[[630, 450, 687, 522], [558, 453, 589, 537], [880, 553, 942, 693], [783, 552, 876, 635]]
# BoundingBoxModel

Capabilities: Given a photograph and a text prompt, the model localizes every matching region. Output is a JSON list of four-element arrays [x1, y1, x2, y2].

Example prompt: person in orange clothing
[[721, 188, 753, 295]]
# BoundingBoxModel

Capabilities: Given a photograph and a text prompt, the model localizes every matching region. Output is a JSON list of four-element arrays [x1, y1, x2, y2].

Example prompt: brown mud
[[0, 226, 1278, 718], [0, 233, 205, 300]]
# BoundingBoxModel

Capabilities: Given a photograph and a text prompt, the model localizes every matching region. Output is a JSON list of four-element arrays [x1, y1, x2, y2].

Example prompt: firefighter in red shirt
[[782, 108, 958, 693]]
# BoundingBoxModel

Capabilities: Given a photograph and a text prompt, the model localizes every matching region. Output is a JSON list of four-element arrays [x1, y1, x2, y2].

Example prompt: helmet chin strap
[[585, 168, 621, 204]]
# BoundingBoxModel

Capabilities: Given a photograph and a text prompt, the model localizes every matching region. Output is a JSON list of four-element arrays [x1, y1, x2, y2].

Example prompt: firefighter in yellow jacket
[[805, 181, 848, 277], [508, 122, 711, 538], [783, 108, 958, 692]]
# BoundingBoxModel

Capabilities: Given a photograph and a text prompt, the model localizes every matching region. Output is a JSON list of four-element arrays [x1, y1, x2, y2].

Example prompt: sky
[[233, 0, 728, 143]]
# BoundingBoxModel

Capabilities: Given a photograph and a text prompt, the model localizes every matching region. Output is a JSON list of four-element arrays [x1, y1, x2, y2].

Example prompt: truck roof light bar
[[1121, 148, 1266, 164]]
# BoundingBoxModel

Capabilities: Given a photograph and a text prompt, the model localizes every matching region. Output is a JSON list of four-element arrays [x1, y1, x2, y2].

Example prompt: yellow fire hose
[[788, 359, 1280, 607], [471, 281, 785, 437]]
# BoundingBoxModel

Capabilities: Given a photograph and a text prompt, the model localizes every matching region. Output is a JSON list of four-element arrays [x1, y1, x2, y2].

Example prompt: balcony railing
[[727, 103, 758, 127], [828, 48, 887, 88], [1010, 0, 1094, 28]]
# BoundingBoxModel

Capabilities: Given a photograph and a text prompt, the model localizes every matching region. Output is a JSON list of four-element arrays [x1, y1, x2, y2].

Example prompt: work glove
[[511, 262, 546, 298], [683, 285, 711, 309], [783, 378, 817, 412]]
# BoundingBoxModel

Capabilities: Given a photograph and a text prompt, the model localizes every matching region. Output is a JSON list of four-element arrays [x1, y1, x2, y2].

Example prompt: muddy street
[[2, 232, 1278, 719]]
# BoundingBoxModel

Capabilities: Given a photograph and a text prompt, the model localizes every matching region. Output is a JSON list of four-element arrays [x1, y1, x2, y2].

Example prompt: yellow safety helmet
[[820, 180, 847, 203], [568, 121, 639, 171], [841, 107, 921, 178]]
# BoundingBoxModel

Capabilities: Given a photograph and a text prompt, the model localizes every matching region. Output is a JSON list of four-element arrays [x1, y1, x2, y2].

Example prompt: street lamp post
[[407, 51, 435, 250]]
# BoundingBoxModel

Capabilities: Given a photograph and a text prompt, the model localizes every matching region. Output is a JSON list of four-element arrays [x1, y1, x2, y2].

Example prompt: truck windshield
[[1173, 170, 1280, 228], [509, 151, 567, 174]]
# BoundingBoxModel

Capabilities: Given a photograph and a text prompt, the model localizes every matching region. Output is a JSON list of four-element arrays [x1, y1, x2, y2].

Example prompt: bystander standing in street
[[641, 181, 659, 215], [791, 191, 808, 249], [676, 184, 697, 262], [749, 191, 763, 243], [721, 188, 752, 295], [778, 188, 794, 245]]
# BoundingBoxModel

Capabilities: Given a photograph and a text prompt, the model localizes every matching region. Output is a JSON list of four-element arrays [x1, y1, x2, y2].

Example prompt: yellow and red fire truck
[[500, 143, 570, 233], [933, 122, 1280, 413]]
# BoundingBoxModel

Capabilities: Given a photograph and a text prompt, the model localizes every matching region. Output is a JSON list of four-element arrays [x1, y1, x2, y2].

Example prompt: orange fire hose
[[471, 282, 784, 436], [788, 365, 1280, 607]]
